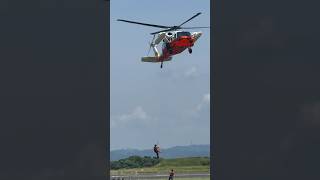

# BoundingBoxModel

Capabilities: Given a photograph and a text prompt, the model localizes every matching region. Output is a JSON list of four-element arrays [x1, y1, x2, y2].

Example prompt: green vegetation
[[156, 157, 209, 167], [110, 156, 210, 175], [110, 156, 160, 170]]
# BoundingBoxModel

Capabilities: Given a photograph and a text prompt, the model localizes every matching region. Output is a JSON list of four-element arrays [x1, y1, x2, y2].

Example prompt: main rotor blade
[[177, 12, 202, 27], [150, 29, 174, 35], [180, 26, 211, 29], [150, 26, 210, 35], [117, 19, 171, 29]]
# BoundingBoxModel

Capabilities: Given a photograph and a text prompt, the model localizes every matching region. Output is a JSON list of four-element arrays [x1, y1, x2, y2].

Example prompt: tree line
[[110, 156, 161, 170]]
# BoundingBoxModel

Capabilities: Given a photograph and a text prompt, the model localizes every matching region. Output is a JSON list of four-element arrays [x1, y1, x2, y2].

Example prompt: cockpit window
[[177, 31, 191, 38]]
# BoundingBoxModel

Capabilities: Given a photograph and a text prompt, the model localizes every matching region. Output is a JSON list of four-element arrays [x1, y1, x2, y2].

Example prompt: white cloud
[[111, 106, 153, 128], [118, 106, 147, 122], [156, 66, 199, 81], [184, 66, 198, 78], [203, 93, 210, 103], [196, 93, 210, 111]]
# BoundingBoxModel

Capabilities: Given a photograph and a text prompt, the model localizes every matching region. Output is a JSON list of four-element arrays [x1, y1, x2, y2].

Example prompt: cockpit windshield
[[177, 31, 191, 38]]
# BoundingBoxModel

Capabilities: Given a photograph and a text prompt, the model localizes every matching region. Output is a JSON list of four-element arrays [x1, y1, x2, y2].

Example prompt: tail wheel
[[188, 48, 192, 54]]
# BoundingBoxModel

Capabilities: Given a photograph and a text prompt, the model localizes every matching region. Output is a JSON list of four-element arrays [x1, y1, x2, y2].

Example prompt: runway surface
[[111, 173, 210, 179]]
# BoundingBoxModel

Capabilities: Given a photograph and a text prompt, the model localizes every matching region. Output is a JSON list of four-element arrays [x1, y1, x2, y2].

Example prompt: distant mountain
[[110, 144, 210, 161]]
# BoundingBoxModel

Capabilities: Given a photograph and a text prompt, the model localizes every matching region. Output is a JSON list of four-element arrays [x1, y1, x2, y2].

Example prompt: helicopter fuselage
[[158, 31, 202, 61]]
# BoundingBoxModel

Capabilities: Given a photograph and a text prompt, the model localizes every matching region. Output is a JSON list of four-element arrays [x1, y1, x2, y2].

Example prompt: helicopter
[[117, 12, 209, 68]]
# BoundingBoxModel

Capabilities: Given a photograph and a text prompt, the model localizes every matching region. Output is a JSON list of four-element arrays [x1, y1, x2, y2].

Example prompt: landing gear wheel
[[160, 62, 163, 68], [188, 48, 192, 54]]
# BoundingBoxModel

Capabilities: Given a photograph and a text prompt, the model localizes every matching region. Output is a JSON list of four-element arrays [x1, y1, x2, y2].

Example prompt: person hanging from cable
[[153, 144, 160, 159], [168, 169, 175, 180]]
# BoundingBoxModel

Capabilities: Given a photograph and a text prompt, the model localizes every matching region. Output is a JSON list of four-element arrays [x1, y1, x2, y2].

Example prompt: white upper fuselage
[[153, 31, 202, 45]]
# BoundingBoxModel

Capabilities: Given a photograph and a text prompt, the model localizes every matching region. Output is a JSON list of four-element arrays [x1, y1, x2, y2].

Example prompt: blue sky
[[110, 0, 210, 150]]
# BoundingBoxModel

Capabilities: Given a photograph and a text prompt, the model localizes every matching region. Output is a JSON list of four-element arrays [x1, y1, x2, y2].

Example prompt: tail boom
[[141, 56, 172, 63]]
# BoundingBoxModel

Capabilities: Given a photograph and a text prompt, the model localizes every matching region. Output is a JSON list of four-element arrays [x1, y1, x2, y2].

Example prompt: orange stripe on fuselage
[[172, 36, 194, 47], [159, 36, 195, 61]]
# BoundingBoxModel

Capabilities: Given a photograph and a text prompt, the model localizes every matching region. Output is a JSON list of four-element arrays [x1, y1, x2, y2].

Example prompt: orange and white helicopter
[[117, 12, 209, 68]]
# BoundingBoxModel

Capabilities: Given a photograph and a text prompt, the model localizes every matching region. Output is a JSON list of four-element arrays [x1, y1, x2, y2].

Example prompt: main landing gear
[[188, 48, 192, 54], [160, 61, 163, 68]]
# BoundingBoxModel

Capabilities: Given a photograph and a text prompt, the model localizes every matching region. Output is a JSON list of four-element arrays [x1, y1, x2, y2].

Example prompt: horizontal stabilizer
[[141, 57, 172, 63], [141, 56, 159, 63]]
